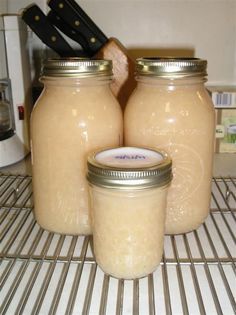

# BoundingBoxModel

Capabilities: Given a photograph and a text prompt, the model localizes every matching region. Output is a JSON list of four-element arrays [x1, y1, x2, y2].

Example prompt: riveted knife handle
[[47, 0, 108, 56], [65, 0, 107, 43], [47, 10, 89, 55], [22, 4, 78, 57]]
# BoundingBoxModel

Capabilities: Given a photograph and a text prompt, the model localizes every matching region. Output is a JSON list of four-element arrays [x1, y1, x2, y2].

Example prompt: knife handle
[[65, 0, 107, 43], [21, 4, 78, 57], [47, 10, 89, 56], [48, 0, 108, 56]]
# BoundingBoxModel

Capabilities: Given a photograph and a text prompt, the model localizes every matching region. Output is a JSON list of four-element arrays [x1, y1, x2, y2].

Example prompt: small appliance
[[0, 14, 32, 168]]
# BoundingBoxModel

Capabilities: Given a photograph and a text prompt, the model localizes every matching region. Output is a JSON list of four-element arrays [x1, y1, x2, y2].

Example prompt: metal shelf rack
[[0, 174, 235, 315]]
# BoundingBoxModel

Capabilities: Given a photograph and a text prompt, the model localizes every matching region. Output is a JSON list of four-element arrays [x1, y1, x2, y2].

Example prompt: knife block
[[95, 38, 137, 111]]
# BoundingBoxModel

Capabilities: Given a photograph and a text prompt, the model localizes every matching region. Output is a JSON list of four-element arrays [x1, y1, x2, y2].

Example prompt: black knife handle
[[65, 0, 108, 42], [48, 0, 108, 56], [21, 4, 79, 57], [47, 10, 89, 56]]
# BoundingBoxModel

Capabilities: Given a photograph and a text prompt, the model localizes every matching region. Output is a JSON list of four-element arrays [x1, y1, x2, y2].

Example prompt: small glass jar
[[31, 59, 123, 235], [87, 147, 172, 279], [125, 58, 215, 234]]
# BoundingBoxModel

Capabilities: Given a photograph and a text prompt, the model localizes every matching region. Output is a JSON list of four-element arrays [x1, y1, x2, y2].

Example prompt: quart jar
[[124, 58, 215, 234], [31, 59, 123, 235], [87, 147, 172, 279]]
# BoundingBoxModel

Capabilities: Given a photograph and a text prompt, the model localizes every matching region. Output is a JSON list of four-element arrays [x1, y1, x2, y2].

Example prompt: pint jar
[[31, 59, 123, 235], [125, 58, 215, 234], [87, 147, 172, 279]]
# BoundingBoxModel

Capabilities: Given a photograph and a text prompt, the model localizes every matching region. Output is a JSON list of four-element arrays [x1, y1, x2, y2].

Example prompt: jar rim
[[42, 58, 113, 78], [136, 57, 208, 78], [87, 147, 172, 189]]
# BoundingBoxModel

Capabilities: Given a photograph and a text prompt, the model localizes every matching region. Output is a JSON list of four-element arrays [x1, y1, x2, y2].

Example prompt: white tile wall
[[2, 0, 236, 85]]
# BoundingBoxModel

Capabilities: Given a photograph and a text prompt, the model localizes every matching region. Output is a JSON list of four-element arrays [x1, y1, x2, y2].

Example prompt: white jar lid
[[87, 147, 172, 189]]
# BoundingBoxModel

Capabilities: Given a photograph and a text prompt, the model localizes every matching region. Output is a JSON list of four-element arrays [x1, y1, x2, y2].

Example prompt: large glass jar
[[87, 147, 172, 279], [31, 59, 123, 235], [124, 58, 215, 234]]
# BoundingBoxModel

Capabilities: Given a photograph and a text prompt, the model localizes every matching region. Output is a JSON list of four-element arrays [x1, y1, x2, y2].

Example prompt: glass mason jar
[[0, 99, 12, 135], [31, 59, 123, 235], [87, 147, 172, 279], [124, 58, 215, 234], [0, 84, 13, 138]]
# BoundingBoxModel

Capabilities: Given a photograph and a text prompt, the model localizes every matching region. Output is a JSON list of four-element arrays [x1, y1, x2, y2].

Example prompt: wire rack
[[0, 174, 235, 315]]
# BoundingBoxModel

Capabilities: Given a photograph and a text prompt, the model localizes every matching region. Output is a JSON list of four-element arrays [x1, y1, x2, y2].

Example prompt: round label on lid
[[95, 147, 164, 169], [87, 147, 172, 189]]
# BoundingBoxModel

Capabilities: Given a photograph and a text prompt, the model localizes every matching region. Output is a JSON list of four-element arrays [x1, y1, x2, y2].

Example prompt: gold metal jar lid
[[136, 57, 207, 78], [42, 58, 113, 77], [87, 147, 172, 189]]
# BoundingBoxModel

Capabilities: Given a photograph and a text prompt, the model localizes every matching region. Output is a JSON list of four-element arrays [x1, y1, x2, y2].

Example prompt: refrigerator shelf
[[0, 174, 235, 315]]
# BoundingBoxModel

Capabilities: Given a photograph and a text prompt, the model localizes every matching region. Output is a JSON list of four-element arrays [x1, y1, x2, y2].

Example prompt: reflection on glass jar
[[0, 99, 11, 133], [0, 83, 13, 137]]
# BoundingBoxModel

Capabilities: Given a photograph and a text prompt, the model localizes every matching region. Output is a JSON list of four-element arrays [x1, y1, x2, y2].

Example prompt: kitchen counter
[[0, 153, 32, 175], [1, 153, 235, 177], [213, 153, 236, 176]]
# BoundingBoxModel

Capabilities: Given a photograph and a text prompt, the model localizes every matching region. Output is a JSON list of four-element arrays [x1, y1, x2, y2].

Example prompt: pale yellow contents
[[90, 185, 168, 279], [125, 79, 215, 234], [31, 79, 123, 235]]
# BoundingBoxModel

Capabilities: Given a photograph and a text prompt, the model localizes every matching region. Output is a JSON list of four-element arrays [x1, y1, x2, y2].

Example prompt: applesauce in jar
[[125, 58, 215, 234], [87, 147, 172, 279], [31, 59, 123, 235]]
